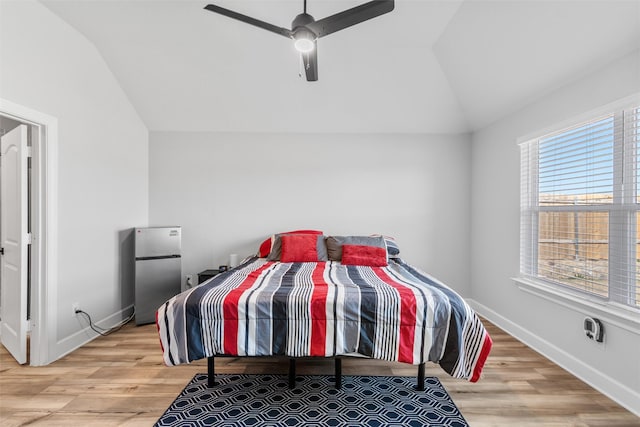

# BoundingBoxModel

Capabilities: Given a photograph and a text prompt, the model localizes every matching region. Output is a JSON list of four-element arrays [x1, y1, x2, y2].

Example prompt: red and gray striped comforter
[[157, 257, 492, 382]]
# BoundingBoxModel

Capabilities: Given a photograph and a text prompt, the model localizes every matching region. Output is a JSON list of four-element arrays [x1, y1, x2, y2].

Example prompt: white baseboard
[[53, 305, 135, 362], [467, 298, 640, 418]]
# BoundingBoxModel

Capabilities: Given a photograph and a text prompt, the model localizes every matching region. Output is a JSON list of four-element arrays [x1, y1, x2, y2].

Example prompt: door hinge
[[26, 233, 33, 245], [26, 146, 33, 158]]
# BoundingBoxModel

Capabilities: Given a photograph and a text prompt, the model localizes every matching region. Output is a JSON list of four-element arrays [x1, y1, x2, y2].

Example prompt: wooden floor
[[0, 319, 638, 426]]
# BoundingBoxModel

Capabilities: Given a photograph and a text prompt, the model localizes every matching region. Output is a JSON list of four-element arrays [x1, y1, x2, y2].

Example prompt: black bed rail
[[206, 356, 426, 391]]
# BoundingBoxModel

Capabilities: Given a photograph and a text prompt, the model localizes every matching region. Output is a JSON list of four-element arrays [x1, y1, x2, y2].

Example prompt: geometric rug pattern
[[155, 374, 469, 427]]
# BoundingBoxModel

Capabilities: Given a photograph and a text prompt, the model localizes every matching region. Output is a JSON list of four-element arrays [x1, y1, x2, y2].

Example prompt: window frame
[[516, 94, 640, 333]]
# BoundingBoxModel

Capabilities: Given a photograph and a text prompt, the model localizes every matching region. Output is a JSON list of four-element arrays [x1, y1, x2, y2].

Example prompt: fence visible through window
[[537, 211, 608, 297]]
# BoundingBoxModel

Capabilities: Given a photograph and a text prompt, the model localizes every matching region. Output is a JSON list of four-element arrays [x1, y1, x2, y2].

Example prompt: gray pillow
[[325, 235, 387, 261], [267, 234, 328, 261]]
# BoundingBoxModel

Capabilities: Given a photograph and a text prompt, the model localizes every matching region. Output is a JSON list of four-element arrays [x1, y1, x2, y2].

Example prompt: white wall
[[149, 131, 472, 295], [0, 1, 148, 360], [470, 49, 640, 415]]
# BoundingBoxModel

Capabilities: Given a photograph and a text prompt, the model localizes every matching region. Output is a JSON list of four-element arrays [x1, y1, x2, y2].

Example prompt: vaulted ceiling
[[41, 0, 640, 134]]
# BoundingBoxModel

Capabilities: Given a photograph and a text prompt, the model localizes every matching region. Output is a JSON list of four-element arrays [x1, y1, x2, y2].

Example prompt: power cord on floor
[[75, 308, 135, 336]]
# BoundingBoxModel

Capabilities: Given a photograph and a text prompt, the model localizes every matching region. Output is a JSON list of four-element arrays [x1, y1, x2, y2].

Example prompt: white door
[[1, 124, 29, 364]]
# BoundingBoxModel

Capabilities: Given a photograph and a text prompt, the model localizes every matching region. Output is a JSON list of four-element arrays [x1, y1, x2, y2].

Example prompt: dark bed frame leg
[[207, 356, 215, 387], [416, 362, 425, 391], [288, 358, 296, 389], [334, 358, 342, 389]]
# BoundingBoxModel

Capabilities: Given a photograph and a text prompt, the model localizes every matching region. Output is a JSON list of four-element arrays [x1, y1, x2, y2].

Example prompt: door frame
[[0, 98, 58, 366]]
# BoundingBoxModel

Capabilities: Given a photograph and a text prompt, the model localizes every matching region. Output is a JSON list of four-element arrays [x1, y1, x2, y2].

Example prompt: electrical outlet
[[186, 274, 194, 287], [72, 303, 80, 317]]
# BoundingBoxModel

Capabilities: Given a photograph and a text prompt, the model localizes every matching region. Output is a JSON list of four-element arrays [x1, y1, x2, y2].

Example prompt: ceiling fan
[[204, 0, 395, 81]]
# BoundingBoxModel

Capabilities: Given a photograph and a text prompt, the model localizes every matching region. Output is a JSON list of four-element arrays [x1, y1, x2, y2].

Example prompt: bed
[[156, 232, 492, 390]]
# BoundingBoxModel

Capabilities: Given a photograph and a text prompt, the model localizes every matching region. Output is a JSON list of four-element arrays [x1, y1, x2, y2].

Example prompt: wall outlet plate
[[584, 317, 604, 342], [72, 303, 80, 317]]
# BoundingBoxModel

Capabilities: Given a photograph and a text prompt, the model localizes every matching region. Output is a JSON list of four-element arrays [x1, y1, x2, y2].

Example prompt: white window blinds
[[520, 103, 639, 309]]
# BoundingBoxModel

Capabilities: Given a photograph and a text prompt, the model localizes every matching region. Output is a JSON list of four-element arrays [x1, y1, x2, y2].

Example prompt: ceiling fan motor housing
[[292, 13, 316, 34]]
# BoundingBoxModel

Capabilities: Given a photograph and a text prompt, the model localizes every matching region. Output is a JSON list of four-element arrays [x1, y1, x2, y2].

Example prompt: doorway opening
[[0, 98, 58, 366]]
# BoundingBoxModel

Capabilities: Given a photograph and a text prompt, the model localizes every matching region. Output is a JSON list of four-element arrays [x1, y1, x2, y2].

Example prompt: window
[[520, 103, 640, 309]]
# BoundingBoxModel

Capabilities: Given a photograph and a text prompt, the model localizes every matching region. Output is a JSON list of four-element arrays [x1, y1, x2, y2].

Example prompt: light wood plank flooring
[[1, 319, 638, 426]]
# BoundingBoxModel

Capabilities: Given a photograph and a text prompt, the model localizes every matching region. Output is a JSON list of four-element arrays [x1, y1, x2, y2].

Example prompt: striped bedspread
[[157, 257, 492, 382]]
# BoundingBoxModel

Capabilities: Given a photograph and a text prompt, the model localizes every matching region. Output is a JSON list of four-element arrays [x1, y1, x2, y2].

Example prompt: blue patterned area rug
[[155, 374, 469, 427]]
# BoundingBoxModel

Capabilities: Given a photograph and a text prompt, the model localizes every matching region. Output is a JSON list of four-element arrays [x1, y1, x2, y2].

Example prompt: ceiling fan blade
[[204, 4, 293, 39], [302, 42, 318, 81], [306, 0, 394, 38]]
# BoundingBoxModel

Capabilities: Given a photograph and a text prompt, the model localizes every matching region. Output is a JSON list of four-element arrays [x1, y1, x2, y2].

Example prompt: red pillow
[[341, 244, 388, 267], [280, 234, 319, 263], [258, 230, 323, 257]]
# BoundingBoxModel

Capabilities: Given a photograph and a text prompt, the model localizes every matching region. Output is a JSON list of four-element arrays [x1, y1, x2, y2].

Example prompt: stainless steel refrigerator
[[134, 226, 182, 325]]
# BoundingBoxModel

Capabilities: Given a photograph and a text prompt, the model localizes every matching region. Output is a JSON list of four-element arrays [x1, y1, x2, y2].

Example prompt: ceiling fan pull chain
[[298, 54, 304, 78]]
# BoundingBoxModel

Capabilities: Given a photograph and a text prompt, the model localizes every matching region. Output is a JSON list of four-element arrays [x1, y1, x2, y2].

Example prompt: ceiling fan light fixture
[[293, 29, 316, 53]]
